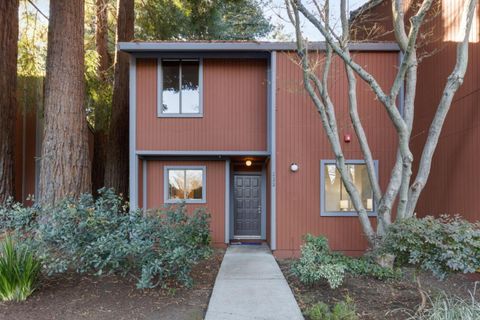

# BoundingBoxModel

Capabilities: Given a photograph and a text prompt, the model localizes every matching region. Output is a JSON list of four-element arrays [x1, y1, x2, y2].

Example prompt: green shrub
[[292, 234, 399, 289], [379, 216, 480, 279], [0, 198, 38, 236], [0, 237, 40, 301], [292, 234, 346, 288], [0, 189, 212, 289], [306, 296, 358, 320]]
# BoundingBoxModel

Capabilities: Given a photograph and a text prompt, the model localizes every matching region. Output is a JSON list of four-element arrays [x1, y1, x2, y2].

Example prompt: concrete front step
[[205, 244, 304, 320]]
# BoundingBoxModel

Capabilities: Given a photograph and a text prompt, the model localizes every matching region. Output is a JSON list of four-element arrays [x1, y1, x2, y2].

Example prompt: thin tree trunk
[[92, 0, 111, 194], [0, 0, 19, 203], [38, 0, 91, 206], [104, 0, 134, 196]]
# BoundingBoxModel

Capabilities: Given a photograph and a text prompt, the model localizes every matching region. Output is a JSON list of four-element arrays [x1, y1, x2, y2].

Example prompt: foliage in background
[[85, 49, 113, 130], [306, 296, 358, 320], [292, 234, 399, 289], [379, 216, 480, 279], [0, 189, 212, 289], [0, 237, 40, 302], [135, 0, 272, 40], [17, 1, 48, 78]]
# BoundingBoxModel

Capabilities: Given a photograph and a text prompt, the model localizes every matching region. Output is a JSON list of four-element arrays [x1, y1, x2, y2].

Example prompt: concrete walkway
[[204, 244, 304, 320]]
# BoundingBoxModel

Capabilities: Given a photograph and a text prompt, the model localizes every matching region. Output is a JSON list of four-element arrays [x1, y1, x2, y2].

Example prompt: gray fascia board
[[118, 41, 399, 53], [136, 150, 270, 156]]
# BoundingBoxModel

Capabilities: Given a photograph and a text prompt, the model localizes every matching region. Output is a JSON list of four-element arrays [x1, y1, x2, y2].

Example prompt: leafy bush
[[1, 189, 212, 289], [379, 216, 480, 279], [0, 198, 38, 236], [306, 296, 358, 320], [292, 234, 399, 289], [0, 237, 40, 301]]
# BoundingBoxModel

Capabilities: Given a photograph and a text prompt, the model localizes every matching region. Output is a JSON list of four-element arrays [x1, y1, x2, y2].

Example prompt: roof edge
[[350, 0, 385, 21], [118, 41, 399, 53]]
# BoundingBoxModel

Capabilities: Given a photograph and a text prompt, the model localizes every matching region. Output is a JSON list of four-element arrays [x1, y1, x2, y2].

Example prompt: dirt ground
[[0, 249, 224, 320], [278, 260, 480, 320]]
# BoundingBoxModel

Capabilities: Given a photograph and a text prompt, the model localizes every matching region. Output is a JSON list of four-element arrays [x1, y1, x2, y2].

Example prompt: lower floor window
[[321, 160, 376, 216], [165, 166, 206, 203]]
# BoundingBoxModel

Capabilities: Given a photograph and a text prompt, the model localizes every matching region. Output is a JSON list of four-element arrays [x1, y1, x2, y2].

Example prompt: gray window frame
[[164, 165, 206, 204], [320, 159, 378, 217], [157, 58, 203, 118]]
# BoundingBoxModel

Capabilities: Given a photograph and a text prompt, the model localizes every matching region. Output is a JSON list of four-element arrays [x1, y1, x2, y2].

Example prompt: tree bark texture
[[92, 0, 110, 194], [0, 0, 19, 203], [38, 0, 91, 205], [104, 0, 134, 196]]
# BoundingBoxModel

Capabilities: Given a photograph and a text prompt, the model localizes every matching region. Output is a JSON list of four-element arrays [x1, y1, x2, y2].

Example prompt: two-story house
[[119, 41, 400, 257]]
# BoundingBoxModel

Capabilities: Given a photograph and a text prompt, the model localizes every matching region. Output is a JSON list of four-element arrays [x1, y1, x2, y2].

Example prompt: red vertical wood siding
[[144, 160, 226, 246], [353, 0, 480, 221], [274, 52, 398, 257], [136, 58, 268, 151], [411, 0, 480, 221], [14, 104, 37, 205]]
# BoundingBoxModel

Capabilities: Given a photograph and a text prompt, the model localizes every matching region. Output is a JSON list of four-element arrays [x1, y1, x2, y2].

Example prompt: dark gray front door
[[234, 175, 262, 237]]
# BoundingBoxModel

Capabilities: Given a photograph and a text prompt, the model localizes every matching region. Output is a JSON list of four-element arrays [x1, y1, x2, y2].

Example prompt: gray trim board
[[142, 159, 147, 212], [119, 41, 400, 53], [129, 57, 138, 210], [136, 150, 270, 156], [320, 159, 378, 217], [129, 52, 269, 59], [224, 160, 231, 243], [261, 164, 267, 240], [270, 51, 277, 250], [163, 165, 207, 204]]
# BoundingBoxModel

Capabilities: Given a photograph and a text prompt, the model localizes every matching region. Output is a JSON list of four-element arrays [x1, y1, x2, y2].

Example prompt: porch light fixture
[[245, 160, 252, 167], [290, 163, 299, 172]]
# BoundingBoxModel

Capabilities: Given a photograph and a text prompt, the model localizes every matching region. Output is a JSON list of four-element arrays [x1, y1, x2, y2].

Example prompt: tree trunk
[[92, 0, 111, 194], [104, 0, 134, 196], [38, 0, 91, 206], [0, 0, 19, 203]]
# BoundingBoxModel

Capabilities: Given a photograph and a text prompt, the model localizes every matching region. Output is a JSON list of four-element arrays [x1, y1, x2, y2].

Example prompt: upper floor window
[[320, 160, 377, 216], [159, 59, 202, 117]]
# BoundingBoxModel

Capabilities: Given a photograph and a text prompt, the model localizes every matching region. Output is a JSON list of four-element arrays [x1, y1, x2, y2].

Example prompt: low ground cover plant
[[0, 189, 212, 289], [292, 234, 399, 289], [394, 287, 480, 320], [0, 236, 40, 301], [379, 215, 480, 279], [306, 296, 358, 320]]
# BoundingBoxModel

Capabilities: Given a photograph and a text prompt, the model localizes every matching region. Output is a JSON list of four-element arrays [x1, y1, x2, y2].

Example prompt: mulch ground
[[278, 260, 480, 320], [0, 249, 225, 320]]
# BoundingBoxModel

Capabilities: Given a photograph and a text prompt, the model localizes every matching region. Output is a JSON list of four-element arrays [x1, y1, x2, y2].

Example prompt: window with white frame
[[165, 167, 206, 203], [321, 160, 376, 216], [159, 59, 202, 116]]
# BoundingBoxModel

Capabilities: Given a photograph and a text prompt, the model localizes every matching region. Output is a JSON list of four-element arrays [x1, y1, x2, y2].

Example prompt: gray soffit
[[118, 41, 399, 53]]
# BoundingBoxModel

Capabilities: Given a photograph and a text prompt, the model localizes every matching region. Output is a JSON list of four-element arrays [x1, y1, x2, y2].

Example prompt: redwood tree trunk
[[0, 0, 19, 203], [38, 0, 91, 205], [104, 0, 134, 196], [92, 0, 111, 194]]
